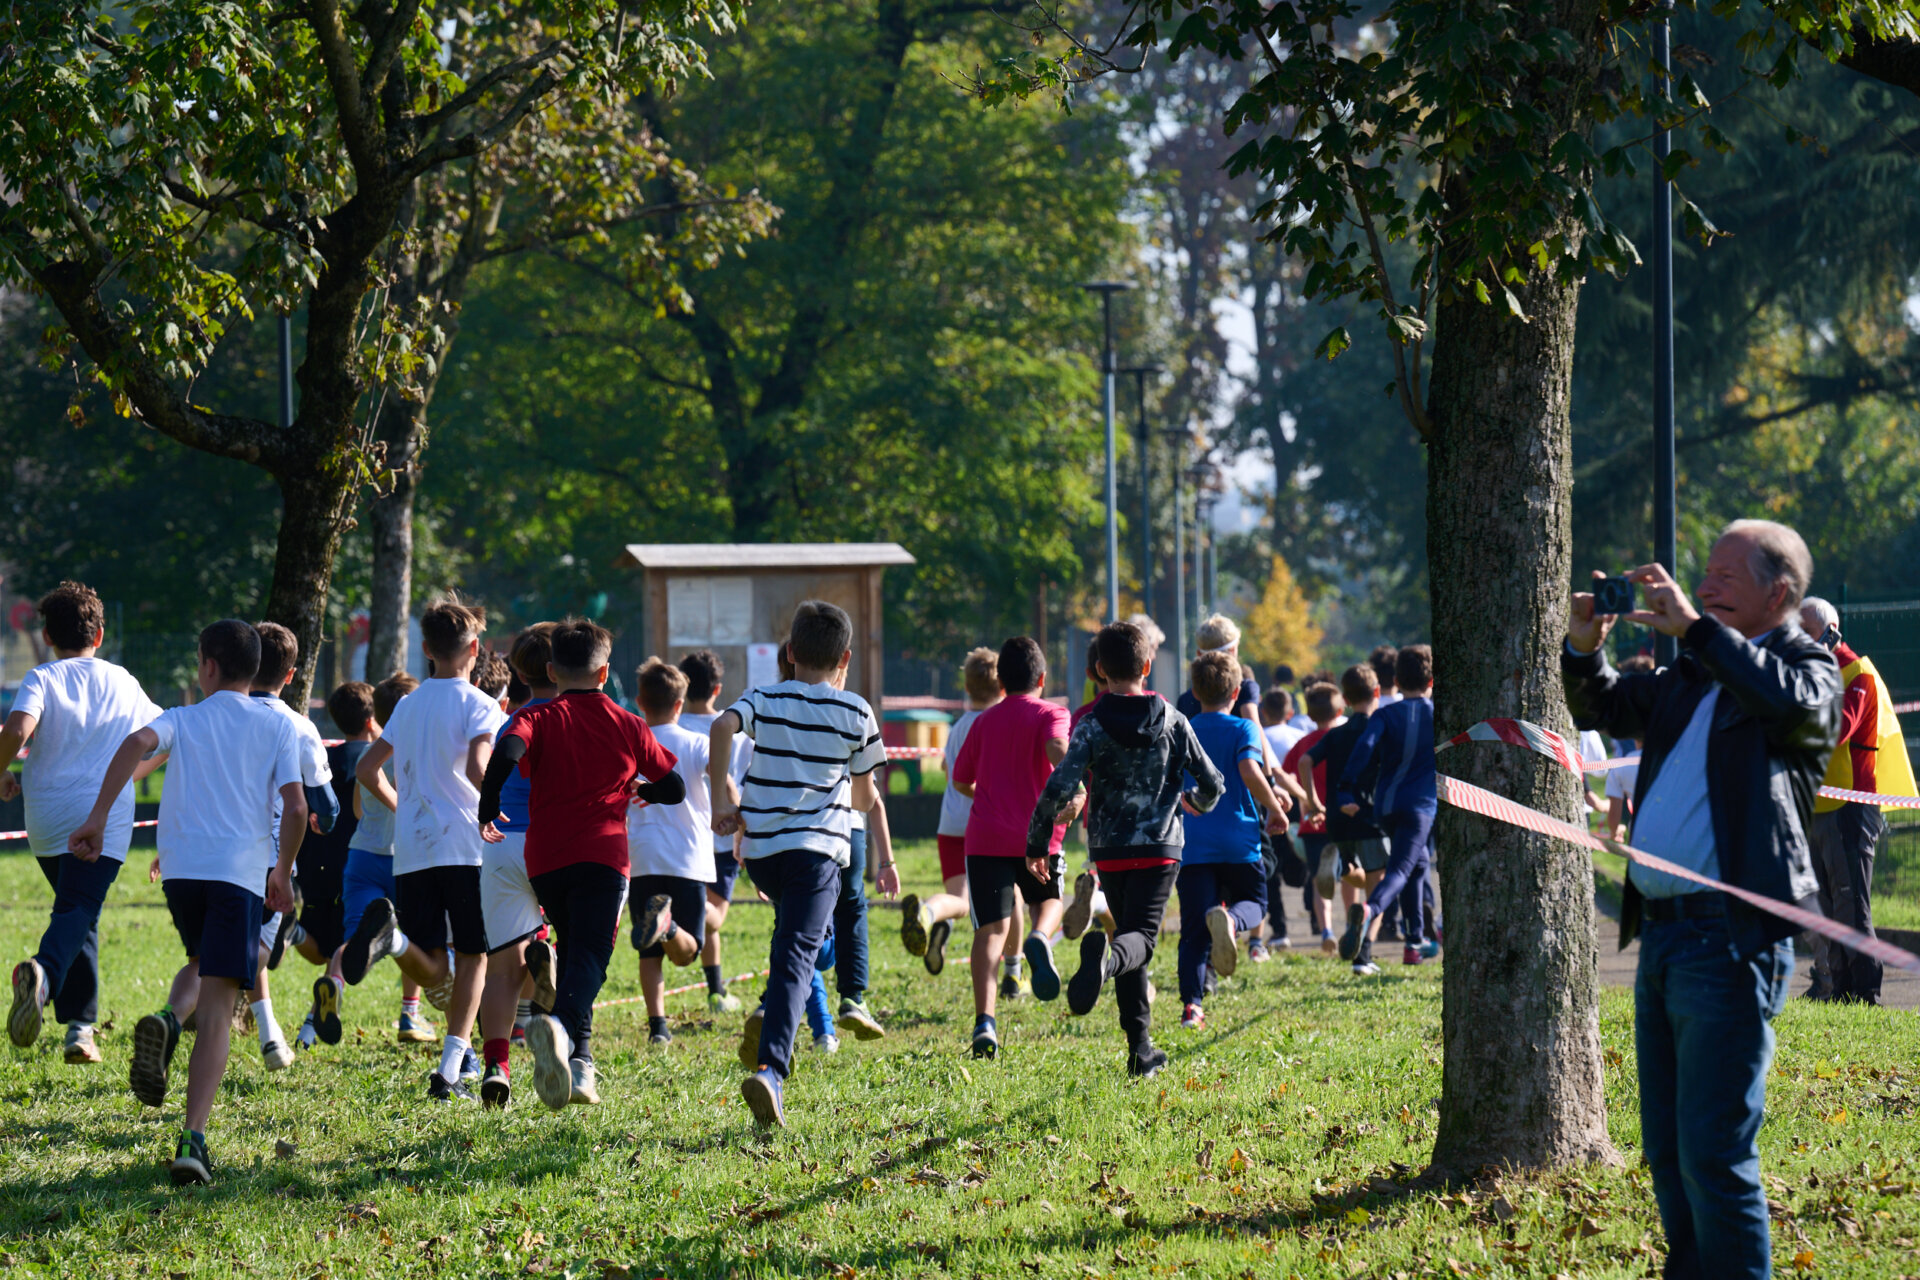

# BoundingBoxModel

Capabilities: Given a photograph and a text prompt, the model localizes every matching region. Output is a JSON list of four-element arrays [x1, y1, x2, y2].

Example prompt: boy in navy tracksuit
[[1335, 644, 1440, 965]]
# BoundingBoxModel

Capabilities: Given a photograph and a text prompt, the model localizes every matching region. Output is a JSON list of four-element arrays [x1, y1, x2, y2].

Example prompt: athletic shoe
[[527, 1015, 574, 1111], [1180, 1002, 1204, 1030], [569, 1058, 600, 1106], [266, 912, 297, 970], [899, 894, 930, 957], [311, 976, 343, 1046], [296, 1016, 318, 1050], [1352, 960, 1381, 977], [1202, 970, 1218, 997], [169, 1130, 213, 1186], [422, 967, 455, 1013], [461, 1046, 481, 1081], [524, 937, 557, 1013], [1247, 939, 1272, 964], [709, 990, 743, 1015], [1062, 872, 1097, 941], [480, 1063, 510, 1110], [1337, 903, 1371, 962], [426, 1070, 475, 1102], [836, 998, 885, 1041], [1402, 946, 1426, 967], [1319, 930, 1337, 957], [397, 1011, 435, 1043], [1271, 935, 1292, 950], [9, 959, 47, 1048], [510, 1023, 528, 1048], [649, 1022, 674, 1048], [63, 1024, 101, 1065], [340, 898, 398, 985], [738, 1005, 764, 1070], [971, 1016, 998, 1060], [1418, 938, 1441, 959], [1024, 933, 1062, 1002], [924, 920, 952, 976], [261, 1034, 294, 1072], [1128, 1041, 1169, 1079], [742, 1068, 785, 1128], [812, 1033, 841, 1054], [129, 1010, 181, 1108], [1205, 905, 1239, 979], [631, 894, 673, 954], [1066, 930, 1108, 1016], [1001, 968, 1033, 1000]]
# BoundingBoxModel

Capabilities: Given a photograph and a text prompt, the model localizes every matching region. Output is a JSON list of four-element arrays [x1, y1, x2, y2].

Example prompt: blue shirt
[[495, 697, 551, 834], [1336, 695, 1436, 817], [1180, 711, 1265, 864], [1626, 687, 1720, 898]]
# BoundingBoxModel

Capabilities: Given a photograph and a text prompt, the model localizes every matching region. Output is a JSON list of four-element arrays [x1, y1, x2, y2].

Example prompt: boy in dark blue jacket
[[1335, 645, 1439, 965]]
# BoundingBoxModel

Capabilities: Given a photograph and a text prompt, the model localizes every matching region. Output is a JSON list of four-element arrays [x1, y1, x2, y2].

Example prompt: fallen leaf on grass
[[275, 1139, 298, 1159], [1195, 1140, 1214, 1172], [1792, 1249, 1816, 1271], [595, 1261, 631, 1280]]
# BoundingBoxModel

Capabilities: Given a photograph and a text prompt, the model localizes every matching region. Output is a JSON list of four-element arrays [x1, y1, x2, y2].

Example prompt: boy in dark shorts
[[676, 649, 750, 1014], [1302, 664, 1389, 975], [69, 619, 306, 1185], [300, 680, 378, 1048]]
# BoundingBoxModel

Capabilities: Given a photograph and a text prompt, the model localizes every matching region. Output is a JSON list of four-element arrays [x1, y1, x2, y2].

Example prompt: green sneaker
[[835, 997, 885, 1041], [169, 1130, 213, 1186], [708, 990, 743, 1015], [899, 894, 930, 957]]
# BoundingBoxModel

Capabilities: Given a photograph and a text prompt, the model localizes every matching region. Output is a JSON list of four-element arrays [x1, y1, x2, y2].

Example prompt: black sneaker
[[480, 1063, 511, 1110], [524, 937, 557, 1013], [1066, 930, 1109, 1017], [924, 919, 952, 976], [1337, 903, 1368, 962], [311, 976, 343, 1046], [1128, 1041, 1169, 1079], [267, 911, 297, 970], [971, 1016, 999, 1060], [427, 1070, 476, 1103], [168, 1130, 213, 1186], [129, 1010, 181, 1108], [631, 894, 673, 953], [341, 898, 398, 986]]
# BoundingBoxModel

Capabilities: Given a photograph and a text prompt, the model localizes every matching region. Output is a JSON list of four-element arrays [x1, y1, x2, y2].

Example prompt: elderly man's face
[[1698, 534, 1787, 639]]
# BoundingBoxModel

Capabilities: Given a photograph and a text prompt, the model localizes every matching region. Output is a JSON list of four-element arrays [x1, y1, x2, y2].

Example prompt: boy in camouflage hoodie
[[1028, 621, 1224, 1078]]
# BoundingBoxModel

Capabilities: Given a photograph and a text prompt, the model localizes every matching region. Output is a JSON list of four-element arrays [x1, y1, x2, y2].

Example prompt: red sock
[[484, 1038, 511, 1071]]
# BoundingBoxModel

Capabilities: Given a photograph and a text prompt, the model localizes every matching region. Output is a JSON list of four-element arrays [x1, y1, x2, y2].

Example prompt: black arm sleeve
[[477, 734, 527, 826], [633, 771, 686, 807]]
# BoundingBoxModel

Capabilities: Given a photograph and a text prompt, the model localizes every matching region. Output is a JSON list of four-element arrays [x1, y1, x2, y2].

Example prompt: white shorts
[[481, 833, 543, 955]]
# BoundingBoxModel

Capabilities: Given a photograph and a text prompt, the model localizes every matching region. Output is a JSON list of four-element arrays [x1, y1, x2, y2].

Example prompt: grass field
[[2, 841, 1918, 1279]]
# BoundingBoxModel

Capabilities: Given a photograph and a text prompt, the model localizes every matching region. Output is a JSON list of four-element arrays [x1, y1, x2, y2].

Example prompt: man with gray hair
[[1796, 595, 1913, 1005], [1563, 519, 1841, 1280]]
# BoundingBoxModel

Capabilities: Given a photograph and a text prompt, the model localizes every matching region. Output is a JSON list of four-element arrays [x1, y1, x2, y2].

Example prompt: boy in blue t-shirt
[[1176, 652, 1292, 1030]]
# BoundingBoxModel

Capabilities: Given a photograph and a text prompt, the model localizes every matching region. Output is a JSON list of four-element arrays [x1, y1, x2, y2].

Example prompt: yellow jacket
[[1815, 651, 1916, 811]]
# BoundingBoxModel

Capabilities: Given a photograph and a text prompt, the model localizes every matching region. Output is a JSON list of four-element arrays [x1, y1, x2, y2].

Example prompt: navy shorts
[[708, 851, 741, 903], [163, 878, 265, 987], [966, 853, 1063, 928], [395, 865, 488, 956], [630, 874, 709, 955]]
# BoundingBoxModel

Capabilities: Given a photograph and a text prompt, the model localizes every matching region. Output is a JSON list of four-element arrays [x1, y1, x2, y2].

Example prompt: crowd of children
[[3, 578, 1444, 1172]]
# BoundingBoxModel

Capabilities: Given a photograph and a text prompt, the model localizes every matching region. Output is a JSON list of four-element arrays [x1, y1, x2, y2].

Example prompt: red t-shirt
[[953, 692, 1072, 857], [1833, 642, 1878, 793], [1284, 725, 1333, 835], [503, 690, 677, 877]]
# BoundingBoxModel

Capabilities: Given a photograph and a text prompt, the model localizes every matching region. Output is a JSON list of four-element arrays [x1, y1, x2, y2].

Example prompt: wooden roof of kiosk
[[612, 543, 914, 712]]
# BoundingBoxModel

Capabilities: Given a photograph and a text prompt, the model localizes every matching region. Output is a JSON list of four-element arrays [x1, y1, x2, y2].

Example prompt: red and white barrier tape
[[593, 968, 770, 1010], [885, 745, 943, 760]]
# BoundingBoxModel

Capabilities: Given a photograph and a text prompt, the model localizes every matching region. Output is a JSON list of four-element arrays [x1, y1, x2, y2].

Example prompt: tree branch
[[358, 0, 426, 116], [409, 39, 573, 140], [403, 66, 563, 181], [308, 0, 384, 178]]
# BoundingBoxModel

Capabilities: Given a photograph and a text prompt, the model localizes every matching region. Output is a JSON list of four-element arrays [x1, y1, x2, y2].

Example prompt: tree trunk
[[1424, 258, 1619, 1177], [266, 466, 357, 712], [365, 394, 422, 681]]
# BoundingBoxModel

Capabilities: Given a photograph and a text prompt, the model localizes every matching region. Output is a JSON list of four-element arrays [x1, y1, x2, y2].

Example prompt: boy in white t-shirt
[[4, 581, 164, 1064], [676, 649, 751, 1014], [351, 599, 507, 1103], [70, 619, 305, 1186], [628, 658, 730, 1047], [712, 601, 886, 1128]]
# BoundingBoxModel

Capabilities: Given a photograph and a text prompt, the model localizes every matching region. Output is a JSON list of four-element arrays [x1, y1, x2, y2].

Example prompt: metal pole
[[1170, 439, 1187, 677], [1137, 370, 1151, 618], [279, 313, 295, 429], [1080, 282, 1132, 624], [1653, 10, 1677, 667]]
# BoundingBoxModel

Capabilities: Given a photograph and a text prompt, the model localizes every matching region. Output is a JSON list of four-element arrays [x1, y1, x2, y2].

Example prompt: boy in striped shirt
[[711, 600, 886, 1127]]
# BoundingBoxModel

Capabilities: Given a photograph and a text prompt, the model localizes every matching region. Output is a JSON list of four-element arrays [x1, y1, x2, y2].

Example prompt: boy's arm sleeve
[[1026, 727, 1092, 856], [305, 778, 340, 834], [849, 709, 887, 777], [477, 733, 528, 825]]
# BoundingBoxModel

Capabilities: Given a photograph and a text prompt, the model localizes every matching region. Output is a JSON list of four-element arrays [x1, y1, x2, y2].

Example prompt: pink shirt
[[952, 692, 1072, 857]]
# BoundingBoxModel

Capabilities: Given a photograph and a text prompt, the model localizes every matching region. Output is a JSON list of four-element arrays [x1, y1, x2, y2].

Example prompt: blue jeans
[[1366, 808, 1434, 947], [835, 829, 870, 1001], [1636, 915, 1793, 1280], [745, 850, 841, 1079], [1175, 861, 1267, 1004], [34, 852, 125, 1026]]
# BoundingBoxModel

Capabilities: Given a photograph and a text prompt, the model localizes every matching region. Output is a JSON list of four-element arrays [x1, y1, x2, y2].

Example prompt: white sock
[[438, 1035, 469, 1082], [514, 999, 532, 1029], [387, 927, 411, 959], [251, 1000, 281, 1046]]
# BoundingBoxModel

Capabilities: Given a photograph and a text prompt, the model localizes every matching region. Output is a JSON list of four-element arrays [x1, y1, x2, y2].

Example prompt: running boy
[[70, 619, 305, 1185], [1175, 652, 1291, 1030], [1303, 664, 1389, 974], [480, 619, 680, 1110], [677, 649, 751, 1014], [712, 600, 886, 1127], [1282, 680, 1344, 955], [5, 581, 164, 1064], [350, 599, 507, 1102], [300, 680, 376, 1049], [1035, 621, 1221, 1078], [901, 647, 1002, 977], [1336, 645, 1439, 966]]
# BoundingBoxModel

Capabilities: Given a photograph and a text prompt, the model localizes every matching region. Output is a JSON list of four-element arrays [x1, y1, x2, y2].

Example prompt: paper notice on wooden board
[[747, 642, 780, 691]]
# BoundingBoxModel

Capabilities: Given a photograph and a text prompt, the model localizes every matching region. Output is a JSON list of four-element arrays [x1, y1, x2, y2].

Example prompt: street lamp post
[[1119, 364, 1164, 620], [1079, 281, 1133, 622], [1189, 464, 1211, 623], [1652, 8, 1677, 666], [279, 314, 295, 429], [1166, 426, 1189, 675]]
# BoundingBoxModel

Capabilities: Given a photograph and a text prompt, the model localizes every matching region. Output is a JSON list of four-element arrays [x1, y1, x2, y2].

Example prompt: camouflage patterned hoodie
[[1027, 693, 1224, 862]]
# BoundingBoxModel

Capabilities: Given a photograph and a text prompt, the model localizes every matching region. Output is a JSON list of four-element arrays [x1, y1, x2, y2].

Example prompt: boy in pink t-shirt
[[951, 637, 1083, 1058]]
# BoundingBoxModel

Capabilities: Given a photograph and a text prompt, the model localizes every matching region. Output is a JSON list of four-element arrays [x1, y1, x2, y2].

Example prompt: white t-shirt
[[937, 708, 984, 838], [733, 680, 886, 867], [252, 693, 332, 852], [382, 677, 508, 875], [1605, 759, 1640, 801], [1285, 712, 1314, 734], [1578, 729, 1610, 794], [681, 709, 752, 854], [628, 720, 714, 881], [13, 657, 162, 860], [1263, 721, 1306, 760], [148, 691, 304, 892], [1376, 690, 1403, 706]]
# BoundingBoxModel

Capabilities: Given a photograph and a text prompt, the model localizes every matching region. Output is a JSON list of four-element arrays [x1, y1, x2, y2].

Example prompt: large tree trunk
[[1424, 258, 1619, 1177], [365, 394, 422, 681], [266, 466, 357, 711]]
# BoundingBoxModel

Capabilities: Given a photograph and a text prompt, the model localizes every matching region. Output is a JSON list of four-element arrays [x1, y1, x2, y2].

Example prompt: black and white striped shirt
[[734, 680, 886, 866]]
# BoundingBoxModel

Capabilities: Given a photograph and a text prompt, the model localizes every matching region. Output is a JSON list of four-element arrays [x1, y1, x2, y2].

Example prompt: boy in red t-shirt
[[1282, 681, 1345, 955], [477, 618, 680, 1110], [950, 636, 1084, 1059]]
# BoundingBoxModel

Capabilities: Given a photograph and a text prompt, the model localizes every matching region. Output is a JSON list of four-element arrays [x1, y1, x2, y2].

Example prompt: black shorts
[[295, 847, 348, 955], [629, 874, 708, 955], [395, 865, 488, 956], [966, 854, 1063, 928], [707, 853, 741, 904], [164, 878, 264, 986]]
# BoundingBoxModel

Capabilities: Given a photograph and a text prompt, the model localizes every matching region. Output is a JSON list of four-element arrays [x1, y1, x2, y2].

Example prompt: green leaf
[[1314, 326, 1353, 361]]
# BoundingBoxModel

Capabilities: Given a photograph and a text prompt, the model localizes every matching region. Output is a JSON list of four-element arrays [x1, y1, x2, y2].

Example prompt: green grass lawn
[[2, 841, 1918, 1278]]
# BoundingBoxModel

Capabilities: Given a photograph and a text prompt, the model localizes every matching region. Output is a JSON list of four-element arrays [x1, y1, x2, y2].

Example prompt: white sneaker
[[527, 1015, 574, 1110], [1205, 905, 1239, 979], [1061, 873, 1097, 941], [1352, 960, 1381, 977], [812, 1033, 841, 1054], [261, 1035, 294, 1071], [569, 1057, 600, 1106]]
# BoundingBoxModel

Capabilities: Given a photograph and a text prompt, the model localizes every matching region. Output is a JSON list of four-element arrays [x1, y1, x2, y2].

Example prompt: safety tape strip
[[593, 968, 771, 1010], [1436, 774, 1920, 973]]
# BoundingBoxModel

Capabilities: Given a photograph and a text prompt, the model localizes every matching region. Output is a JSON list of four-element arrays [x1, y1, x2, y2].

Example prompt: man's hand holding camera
[[1570, 566, 1703, 653]]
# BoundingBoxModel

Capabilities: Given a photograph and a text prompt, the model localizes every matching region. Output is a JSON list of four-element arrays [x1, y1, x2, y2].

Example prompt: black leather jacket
[[1563, 616, 1840, 958]]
